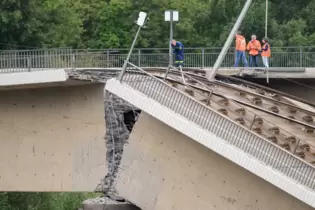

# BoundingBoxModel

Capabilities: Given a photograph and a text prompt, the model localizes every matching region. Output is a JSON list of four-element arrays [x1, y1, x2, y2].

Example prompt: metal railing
[[1, 46, 315, 73], [118, 63, 315, 191], [0, 48, 73, 73]]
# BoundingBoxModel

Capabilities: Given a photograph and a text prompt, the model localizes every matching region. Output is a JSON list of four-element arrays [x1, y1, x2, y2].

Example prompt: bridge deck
[[105, 64, 315, 207], [0, 67, 314, 80], [145, 68, 315, 165]]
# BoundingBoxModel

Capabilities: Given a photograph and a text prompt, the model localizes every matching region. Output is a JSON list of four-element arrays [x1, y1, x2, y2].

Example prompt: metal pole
[[118, 25, 142, 80], [206, 0, 252, 80], [164, 65, 171, 80], [265, 0, 268, 38], [169, 12, 174, 66]]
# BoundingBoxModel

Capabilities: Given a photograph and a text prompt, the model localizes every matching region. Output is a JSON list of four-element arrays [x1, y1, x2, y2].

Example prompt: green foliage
[[1, 0, 315, 49], [0, 192, 100, 210]]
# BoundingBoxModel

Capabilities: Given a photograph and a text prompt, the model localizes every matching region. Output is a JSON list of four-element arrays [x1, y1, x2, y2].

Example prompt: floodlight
[[137, 11, 147, 26]]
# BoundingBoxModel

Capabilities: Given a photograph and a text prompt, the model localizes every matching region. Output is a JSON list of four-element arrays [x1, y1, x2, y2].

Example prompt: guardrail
[[118, 63, 315, 191], [1, 46, 315, 72]]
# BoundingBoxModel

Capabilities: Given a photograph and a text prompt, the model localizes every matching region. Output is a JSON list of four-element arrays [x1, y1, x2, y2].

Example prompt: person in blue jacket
[[171, 39, 184, 67]]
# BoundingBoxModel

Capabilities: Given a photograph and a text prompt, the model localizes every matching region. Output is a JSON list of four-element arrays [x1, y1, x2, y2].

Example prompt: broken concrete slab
[[113, 112, 314, 210]]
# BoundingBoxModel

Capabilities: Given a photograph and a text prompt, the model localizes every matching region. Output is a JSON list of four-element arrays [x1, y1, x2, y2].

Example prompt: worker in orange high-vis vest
[[246, 34, 261, 67], [234, 31, 248, 67], [261, 38, 271, 68]]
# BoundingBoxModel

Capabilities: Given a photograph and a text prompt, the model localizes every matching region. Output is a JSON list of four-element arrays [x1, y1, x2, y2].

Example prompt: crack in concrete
[[67, 69, 139, 194], [103, 91, 138, 193]]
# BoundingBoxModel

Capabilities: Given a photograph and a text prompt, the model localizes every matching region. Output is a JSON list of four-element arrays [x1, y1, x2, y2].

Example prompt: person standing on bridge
[[171, 39, 184, 67], [234, 31, 248, 68], [246, 34, 261, 67], [261, 38, 271, 68]]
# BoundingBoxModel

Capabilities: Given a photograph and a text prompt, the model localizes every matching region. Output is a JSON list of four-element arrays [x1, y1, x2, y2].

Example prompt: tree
[[0, 0, 83, 49], [0, 192, 99, 210]]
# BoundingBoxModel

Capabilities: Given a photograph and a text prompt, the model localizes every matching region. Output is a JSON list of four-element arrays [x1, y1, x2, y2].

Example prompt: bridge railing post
[[71, 54, 75, 69], [27, 57, 31, 72], [202, 48, 205, 68], [299, 46, 303, 67], [138, 49, 141, 67], [106, 50, 109, 68]]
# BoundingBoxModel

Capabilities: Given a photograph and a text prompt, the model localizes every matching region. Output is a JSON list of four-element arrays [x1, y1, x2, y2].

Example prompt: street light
[[118, 11, 148, 80], [265, 0, 268, 38], [165, 10, 179, 66]]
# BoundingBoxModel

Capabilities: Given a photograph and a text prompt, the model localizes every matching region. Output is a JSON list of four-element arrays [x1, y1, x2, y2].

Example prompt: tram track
[[128, 67, 315, 165], [70, 66, 315, 165]]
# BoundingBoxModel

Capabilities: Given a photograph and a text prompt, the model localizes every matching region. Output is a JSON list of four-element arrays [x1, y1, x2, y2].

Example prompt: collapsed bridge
[[0, 65, 315, 209], [103, 65, 315, 210]]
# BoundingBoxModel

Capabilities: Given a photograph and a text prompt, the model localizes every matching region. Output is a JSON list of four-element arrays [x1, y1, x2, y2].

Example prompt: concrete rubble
[[67, 69, 141, 209], [80, 196, 140, 210], [103, 92, 138, 192]]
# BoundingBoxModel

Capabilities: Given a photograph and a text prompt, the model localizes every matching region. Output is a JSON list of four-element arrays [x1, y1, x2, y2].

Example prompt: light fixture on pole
[[165, 10, 179, 66], [119, 11, 148, 80]]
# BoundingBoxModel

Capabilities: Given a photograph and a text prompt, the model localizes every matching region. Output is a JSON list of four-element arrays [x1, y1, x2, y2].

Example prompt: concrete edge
[[0, 69, 68, 86], [105, 78, 315, 208], [82, 203, 140, 210]]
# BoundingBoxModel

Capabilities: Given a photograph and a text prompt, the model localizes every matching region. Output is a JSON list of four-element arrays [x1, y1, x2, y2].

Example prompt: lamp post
[[165, 10, 179, 66], [265, 0, 268, 37], [119, 11, 148, 80]]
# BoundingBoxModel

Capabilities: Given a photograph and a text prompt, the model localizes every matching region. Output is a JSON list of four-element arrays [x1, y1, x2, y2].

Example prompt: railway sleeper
[[302, 126, 314, 133], [184, 88, 194, 96], [186, 79, 197, 84], [285, 116, 295, 124], [252, 127, 262, 134], [279, 143, 291, 151], [251, 97, 262, 105], [287, 107, 297, 114], [302, 115, 314, 123], [285, 136, 297, 144], [268, 126, 280, 135], [237, 91, 246, 97], [218, 98, 229, 106], [255, 88, 265, 95], [295, 151, 306, 159], [170, 82, 178, 88], [199, 98, 211, 106], [268, 106, 279, 113], [235, 107, 246, 116], [253, 117, 264, 125], [217, 108, 228, 115], [299, 143, 310, 152], [235, 117, 245, 125], [270, 93, 282, 101], [267, 136, 278, 143]]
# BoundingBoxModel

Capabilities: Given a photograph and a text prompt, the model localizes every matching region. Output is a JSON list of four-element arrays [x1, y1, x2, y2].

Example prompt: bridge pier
[[0, 84, 107, 191]]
